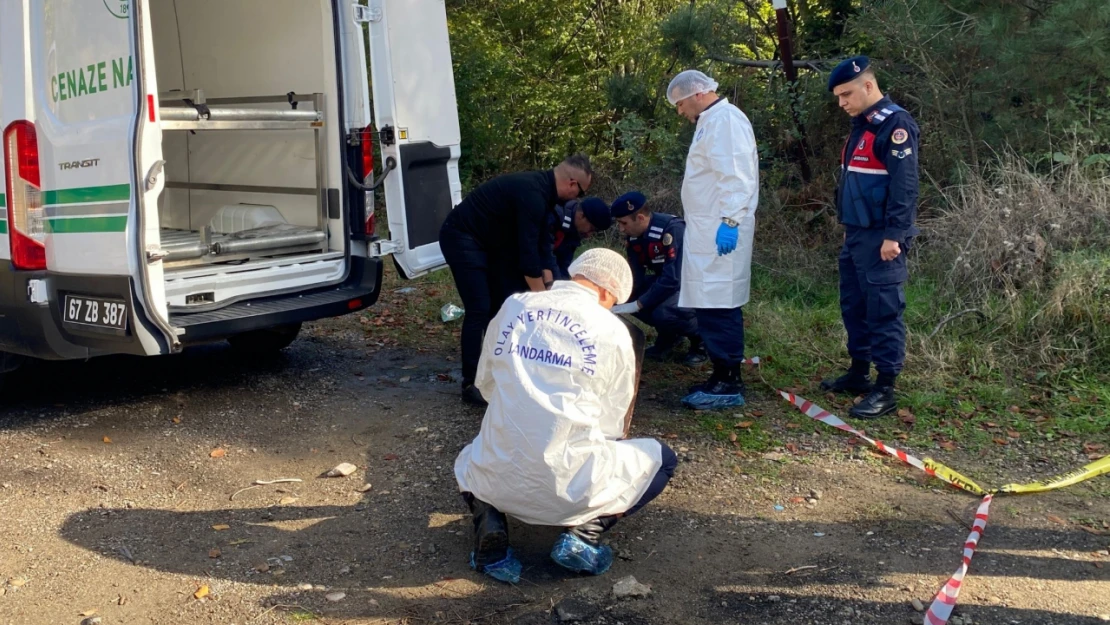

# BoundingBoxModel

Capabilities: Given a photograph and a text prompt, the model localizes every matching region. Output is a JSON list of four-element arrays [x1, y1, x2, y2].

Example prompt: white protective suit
[[678, 99, 759, 309], [454, 281, 663, 527]]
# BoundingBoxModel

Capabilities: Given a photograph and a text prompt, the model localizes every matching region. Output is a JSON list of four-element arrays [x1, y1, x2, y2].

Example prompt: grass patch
[[741, 264, 1110, 453]]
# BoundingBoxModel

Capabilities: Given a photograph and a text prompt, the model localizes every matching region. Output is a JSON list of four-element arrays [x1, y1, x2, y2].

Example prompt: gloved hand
[[611, 302, 640, 315], [716, 222, 739, 255]]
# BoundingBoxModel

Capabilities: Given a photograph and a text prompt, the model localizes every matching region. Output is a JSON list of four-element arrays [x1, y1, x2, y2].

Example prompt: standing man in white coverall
[[455, 249, 678, 583], [666, 70, 759, 410]]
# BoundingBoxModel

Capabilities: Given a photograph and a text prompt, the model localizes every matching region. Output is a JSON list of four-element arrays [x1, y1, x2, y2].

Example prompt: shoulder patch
[[662, 233, 673, 246], [892, 128, 909, 145]]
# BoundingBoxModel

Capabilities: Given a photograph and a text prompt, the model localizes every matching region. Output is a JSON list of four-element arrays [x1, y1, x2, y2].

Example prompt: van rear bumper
[[171, 256, 382, 344], [0, 256, 382, 361], [0, 269, 94, 362]]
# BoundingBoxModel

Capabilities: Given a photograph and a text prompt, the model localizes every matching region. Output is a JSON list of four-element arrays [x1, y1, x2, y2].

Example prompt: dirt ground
[[1, 314, 1107, 625]]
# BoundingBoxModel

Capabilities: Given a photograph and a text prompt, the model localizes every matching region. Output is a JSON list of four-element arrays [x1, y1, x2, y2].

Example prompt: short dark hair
[[561, 153, 593, 178]]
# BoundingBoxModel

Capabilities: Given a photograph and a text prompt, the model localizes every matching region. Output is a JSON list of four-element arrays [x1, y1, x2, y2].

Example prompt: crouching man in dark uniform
[[609, 192, 707, 367], [547, 197, 613, 279], [822, 56, 920, 419]]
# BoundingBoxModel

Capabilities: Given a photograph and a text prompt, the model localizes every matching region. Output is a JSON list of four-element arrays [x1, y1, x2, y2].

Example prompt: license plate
[[63, 295, 128, 332]]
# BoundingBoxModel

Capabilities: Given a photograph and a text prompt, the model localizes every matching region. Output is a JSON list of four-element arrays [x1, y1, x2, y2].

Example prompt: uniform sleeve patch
[[662, 233, 673, 246], [892, 128, 909, 145], [891, 148, 913, 159]]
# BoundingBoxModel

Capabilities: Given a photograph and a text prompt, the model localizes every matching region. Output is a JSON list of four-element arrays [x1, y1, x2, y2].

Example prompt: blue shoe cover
[[681, 390, 745, 410], [551, 532, 613, 575], [469, 548, 522, 584]]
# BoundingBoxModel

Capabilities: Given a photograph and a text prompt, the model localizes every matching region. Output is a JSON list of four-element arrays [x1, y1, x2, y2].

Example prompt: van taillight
[[2, 121, 47, 271], [361, 124, 375, 177]]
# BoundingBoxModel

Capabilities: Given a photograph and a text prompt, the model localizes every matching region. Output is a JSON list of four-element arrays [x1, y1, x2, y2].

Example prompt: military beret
[[578, 197, 612, 231], [609, 191, 647, 219], [828, 55, 870, 91]]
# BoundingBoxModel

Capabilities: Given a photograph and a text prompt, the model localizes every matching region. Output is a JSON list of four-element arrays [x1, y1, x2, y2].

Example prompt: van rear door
[[28, 0, 174, 355], [365, 0, 461, 278]]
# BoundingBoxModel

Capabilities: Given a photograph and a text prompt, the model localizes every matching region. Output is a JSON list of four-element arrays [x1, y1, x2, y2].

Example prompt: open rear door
[[365, 0, 462, 278]]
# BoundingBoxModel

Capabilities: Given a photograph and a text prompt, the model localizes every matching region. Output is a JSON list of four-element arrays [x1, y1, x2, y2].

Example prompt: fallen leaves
[[993, 438, 1009, 446], [1007, 430, 1021, 439], [383, 453, 399, 461], [102, 436, 112, 444], [193, 585, 209, 600], [209, 448, 227, 459], [278, 496, 298, 505], [208, 549, 221, 559], [897, 408, 916, 425], [735, 421, 753, 429], [211, 524, 230, 531], [728, 432, 738, 443], [939, 441, 958, 451], [1046, 515, 1068, 526]]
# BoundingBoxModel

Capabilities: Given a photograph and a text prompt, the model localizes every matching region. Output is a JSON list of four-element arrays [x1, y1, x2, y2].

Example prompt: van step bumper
[[172, 257, 381, 343]]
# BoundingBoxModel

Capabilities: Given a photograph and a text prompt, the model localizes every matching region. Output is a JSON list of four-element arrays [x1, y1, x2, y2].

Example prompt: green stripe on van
[[45, 216, 128, 233], [42, 184, 130, 206], [0, 221, 7, 235], [0, 194, 5, 208]]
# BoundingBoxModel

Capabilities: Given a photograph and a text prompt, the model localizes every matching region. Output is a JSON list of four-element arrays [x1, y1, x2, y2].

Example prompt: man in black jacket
[[439, 154, 594, 405]]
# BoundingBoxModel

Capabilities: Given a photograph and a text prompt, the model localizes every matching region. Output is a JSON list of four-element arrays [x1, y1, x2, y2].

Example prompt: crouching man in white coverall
[[454, 248, 678, 583]]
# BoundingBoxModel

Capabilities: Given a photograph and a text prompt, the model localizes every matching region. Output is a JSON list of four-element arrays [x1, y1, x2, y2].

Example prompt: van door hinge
[[379, 125, 396, 146], [353, 4, 381, 23], [146, 248, 170, 263], [369, 239, 403, 257]]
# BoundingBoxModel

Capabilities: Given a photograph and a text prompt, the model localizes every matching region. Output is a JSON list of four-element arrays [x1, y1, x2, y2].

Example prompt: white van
[[0, 0, 461, 379]]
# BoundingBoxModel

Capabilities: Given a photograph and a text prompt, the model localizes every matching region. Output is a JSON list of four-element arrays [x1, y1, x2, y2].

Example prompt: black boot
[[645, 333, 679, 362], [849, 372, 897, 419], [682, 336, 709, 368], [461, 382, 488, 407], [820, 360, 874, 395], [688, 365, 726, 395], [707, 365, 745, 396], [464, 495, 510, 569]]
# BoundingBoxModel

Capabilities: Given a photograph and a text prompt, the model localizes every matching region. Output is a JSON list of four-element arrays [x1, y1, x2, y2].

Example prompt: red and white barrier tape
[[924, 495, 993, 624]]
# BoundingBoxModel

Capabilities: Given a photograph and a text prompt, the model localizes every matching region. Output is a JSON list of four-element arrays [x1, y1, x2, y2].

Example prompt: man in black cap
[[610, 191, 707, 368], [439, 154, 594, 406], [822, 56, 920, 419], [547, 197, 612, 280]]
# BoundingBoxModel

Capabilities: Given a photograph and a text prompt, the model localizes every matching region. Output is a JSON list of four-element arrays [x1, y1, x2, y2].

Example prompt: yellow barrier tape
[[994, 455, 1110, 495], [922, 458, 989, 496]]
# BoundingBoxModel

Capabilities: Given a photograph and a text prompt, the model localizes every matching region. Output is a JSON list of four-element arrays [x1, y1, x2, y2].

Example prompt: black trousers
[[439, 224, 526, 384]]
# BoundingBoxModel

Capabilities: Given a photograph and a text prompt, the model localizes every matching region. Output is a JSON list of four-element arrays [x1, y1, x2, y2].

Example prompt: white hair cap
[[666, 69, 720, 106], [568, 248, 634, 305]]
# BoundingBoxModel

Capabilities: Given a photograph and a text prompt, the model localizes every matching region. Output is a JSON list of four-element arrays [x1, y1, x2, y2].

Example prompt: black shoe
[[820, 371, 874, 395], [462, 383, 488, 407], [688, 369, 724, 395], [644, 344, 675, 362], [468, 498, 510, 568], [702, 380, 746, 397], [849, 386, 897, 420], [682, 337, 709, 368], [645, 334, 680, 362]]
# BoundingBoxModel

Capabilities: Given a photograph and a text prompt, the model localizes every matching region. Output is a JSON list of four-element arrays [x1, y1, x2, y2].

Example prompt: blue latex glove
[[716, 222, 739, 255]]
